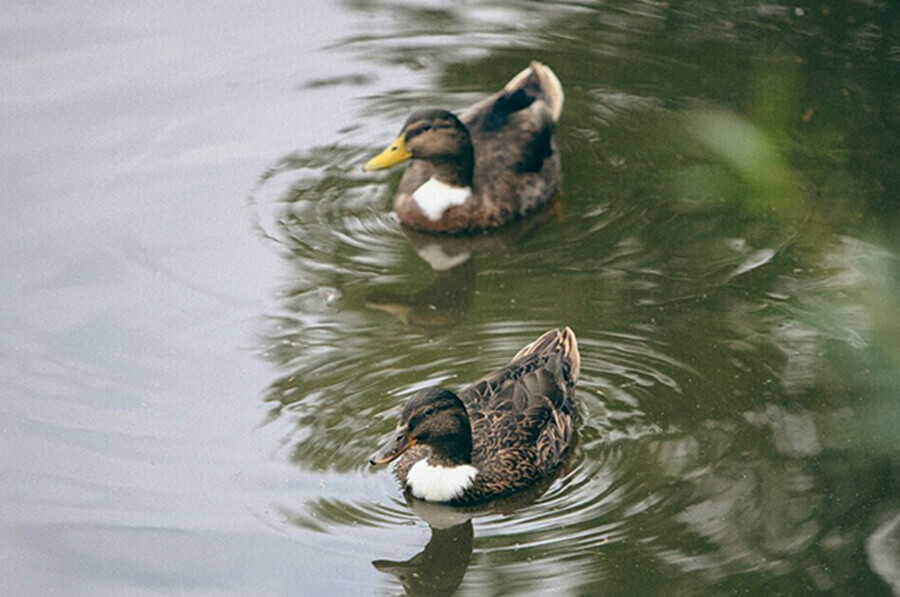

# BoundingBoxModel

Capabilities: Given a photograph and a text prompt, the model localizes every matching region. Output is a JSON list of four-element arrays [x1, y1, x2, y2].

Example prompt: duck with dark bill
[[370, 328, 579, 504]]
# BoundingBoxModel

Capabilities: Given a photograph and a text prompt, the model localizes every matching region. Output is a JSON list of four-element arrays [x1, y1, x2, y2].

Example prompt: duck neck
[[427, 427, 473, 467], [428, 146, 474, 188]]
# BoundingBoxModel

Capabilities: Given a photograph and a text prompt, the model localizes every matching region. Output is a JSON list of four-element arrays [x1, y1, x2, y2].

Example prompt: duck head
[[364, 110, 474, 186], [369, 387, 472, 466]]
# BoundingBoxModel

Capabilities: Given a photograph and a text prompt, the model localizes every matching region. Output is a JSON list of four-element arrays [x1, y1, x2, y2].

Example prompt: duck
[[369, 327, 579, 504], [364, 61, 564, 234]]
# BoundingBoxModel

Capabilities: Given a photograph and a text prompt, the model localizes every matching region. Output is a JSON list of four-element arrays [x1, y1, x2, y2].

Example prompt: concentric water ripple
[[248, 120, 871, 595], [243, 5, 900, 593]]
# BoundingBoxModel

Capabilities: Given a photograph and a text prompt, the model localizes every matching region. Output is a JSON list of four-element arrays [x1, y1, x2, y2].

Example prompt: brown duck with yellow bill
[[365, 62, 564, 234]]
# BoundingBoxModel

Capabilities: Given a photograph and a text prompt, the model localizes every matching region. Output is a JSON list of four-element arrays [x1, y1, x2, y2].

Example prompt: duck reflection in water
[[373, 507, 473, 597], [365, 234, 476, 329], [366, 201, 558, 331], [373, 477, 563, 597]]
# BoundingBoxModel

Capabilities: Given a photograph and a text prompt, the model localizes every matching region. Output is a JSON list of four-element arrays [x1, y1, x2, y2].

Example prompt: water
[[2, 1, 899, 595]]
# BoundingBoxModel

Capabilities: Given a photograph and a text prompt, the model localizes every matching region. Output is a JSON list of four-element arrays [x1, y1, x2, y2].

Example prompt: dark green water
[[2, 1, 898, 595]]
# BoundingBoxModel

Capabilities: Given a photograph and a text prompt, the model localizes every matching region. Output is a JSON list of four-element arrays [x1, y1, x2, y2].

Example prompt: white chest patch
[[406, 460, 479, 502], [412, 178, 472, 221]]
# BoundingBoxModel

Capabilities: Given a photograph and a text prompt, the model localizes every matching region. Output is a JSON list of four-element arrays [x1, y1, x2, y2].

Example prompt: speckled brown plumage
[[386, 327, 579, 504], [386, 62, 564, 234]]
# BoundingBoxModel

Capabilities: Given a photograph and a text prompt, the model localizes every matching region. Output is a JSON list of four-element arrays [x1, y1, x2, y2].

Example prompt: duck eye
[[421, 124, 431, 132], [423, 407, 435, 417]]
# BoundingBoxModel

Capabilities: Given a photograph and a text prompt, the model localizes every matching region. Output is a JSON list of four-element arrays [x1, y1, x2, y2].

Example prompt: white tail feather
[[504, 61, 565, 123]]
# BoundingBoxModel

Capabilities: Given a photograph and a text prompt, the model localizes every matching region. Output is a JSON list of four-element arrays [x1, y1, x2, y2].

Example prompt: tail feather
[[513, 327, 580, 384], [503, 61, 564, 123], [560, 326, 580, 384]]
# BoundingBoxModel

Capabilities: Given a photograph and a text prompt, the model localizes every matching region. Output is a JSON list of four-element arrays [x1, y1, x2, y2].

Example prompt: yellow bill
[[364, 135, 412, 171]]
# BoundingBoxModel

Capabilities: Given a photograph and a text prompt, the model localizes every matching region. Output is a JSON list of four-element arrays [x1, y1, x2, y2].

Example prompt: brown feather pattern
[[393, 62, 563, 234], [392, 327, 579, 504]]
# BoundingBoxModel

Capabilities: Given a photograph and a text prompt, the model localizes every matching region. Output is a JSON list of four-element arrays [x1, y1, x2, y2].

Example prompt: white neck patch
[[412, 178, 471, 221], [407, 460, 478, 502]]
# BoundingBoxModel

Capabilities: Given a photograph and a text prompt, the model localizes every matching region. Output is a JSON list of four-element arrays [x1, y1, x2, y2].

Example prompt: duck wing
[[460, 328, 579, 497], [462, 61, 564, 130], [461, 62, 564, 182]]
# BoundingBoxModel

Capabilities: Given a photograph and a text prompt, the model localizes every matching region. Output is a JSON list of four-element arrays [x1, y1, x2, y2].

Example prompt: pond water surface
[[2, 1, 899, 595]]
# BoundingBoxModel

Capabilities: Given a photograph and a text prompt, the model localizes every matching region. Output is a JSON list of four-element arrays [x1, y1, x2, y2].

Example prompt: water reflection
[[253, 132, 897, 594], [366, 255, 475, 329], [365, 205, 557, 330], [2, 0, 897, 593], [374, 520, 473, 597], [251, 0, 900, 594], [277, 412, 895, 594]]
